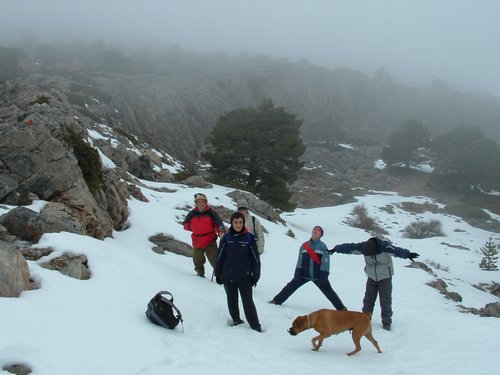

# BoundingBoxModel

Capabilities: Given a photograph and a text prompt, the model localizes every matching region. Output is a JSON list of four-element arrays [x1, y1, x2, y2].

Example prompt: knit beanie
[[313, 225, 324, 237]]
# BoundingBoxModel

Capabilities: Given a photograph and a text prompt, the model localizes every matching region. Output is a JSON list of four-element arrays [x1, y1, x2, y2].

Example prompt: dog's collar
[[307, 314, 312, 329]]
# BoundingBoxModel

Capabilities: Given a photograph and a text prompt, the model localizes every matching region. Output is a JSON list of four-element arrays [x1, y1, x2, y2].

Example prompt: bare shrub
[[403, 219, 444, 239], [427, 260, 449, 272], [348, 204, 388, 235]]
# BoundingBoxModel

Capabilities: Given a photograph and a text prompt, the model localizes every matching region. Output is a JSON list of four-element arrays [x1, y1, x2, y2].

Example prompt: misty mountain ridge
[[2, 41, 500, 216], [4, 42, 499, 161]]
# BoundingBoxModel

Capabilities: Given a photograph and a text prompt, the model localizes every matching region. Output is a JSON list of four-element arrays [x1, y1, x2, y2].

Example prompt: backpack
[[145, 291, 183, 331], [250, 216, 266, 255]]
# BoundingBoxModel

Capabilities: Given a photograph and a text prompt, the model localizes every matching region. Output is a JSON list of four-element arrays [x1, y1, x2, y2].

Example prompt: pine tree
[[381, 119, 430, 168], [479, 236, 499, 271], [204, 98, 305, 211]]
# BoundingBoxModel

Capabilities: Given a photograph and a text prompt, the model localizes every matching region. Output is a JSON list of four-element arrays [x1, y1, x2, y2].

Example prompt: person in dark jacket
[[183, 193, 226, 278], [269, 226, 346, 310], [215, 211, 262, 332], [330, 237, 419, 330]]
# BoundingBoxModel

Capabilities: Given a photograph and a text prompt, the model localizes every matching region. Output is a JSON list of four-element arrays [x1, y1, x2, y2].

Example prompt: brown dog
[[288, 309, 382, 356]]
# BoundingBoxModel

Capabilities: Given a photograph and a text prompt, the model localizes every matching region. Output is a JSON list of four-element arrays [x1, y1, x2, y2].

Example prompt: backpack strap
[[157, 291, 184, 332]]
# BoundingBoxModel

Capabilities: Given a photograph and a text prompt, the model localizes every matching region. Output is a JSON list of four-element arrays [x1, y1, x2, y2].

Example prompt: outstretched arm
[[329, 242, 364, 255], [383, 242, 419, 261]]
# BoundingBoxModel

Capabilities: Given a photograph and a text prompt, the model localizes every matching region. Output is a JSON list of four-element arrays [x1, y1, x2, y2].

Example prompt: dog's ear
[[293, 316, 307, 331]]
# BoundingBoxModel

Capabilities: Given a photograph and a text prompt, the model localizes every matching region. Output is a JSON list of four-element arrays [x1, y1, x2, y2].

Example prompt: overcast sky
[[1, 0, 499, 96]]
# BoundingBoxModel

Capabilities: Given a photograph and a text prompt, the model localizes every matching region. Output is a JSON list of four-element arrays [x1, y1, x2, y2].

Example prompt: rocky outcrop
[[0, 204, 88, 243], [0, 81, 129, 239], [2, 363, 31, 375], [149, 234, 193, 257], [48, 58, 500, 163], [0, 240, 31, 297], [459, 302, 500, 318], [427, 278, 463, 303], [0, 207, 40, 241], [40, 253, 91, 280], [227, 190, 284, 224]]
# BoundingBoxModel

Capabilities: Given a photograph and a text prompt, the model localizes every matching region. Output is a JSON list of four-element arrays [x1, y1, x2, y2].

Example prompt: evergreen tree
[[205, 98, 305, 210], [381, 119, 430, 168], [431, 127, 500, 192], [479, 236, 499, 271]]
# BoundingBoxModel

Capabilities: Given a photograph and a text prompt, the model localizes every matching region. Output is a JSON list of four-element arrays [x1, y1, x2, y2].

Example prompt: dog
[[288, 309, 382, 356]]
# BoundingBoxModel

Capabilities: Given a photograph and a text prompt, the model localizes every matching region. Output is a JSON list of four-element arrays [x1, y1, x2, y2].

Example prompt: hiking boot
[[196, 273, 205, 278], [231, 319, 244, 326], [340, 307, 348, 311], [382, 324, 391, 331], [268, 299, 278, 305]]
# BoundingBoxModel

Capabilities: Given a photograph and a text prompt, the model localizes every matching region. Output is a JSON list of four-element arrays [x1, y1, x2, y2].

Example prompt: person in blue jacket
[[269, 226, 346, 310], [330, 237, 419, 330], [215, 211, 262, 332]]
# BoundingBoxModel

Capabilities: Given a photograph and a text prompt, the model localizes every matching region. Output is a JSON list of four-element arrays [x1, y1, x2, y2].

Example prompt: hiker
[[237, 200, 265, 254], [183, 193, 226, 278], [330, 237, 419, 331], [215, 211, 262, 332], [269, 226, 347, 310]]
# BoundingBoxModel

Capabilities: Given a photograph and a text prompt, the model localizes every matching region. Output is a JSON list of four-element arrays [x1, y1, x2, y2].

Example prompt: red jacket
[[183, 206, 225, 249]]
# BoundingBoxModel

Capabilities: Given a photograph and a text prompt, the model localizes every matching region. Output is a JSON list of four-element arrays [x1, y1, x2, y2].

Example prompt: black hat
[[361, 238, 378, 256]]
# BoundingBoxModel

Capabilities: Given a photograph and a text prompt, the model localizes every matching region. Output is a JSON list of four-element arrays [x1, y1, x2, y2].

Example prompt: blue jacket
[[215, 228, 260, 284], [295, 238, 331, 283], [333, 237, 411, 281]]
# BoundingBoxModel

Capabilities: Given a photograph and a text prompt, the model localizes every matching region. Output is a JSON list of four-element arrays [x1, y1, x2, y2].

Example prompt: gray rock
[[0, 121, 82, 202], [0, 224, 16, 243], [0, 240, 31, 297], [227, 190, 284, 224], [127, 184, 148, 202], [0, 174, 18, 202], [28, 202, 87, 242], [479, 302, 500, 318], [444, 291, 463, 302], [149, 233, 193, 257], [0, 207, 40, 241], [426, 278, 448, 293], [183, 175, 212, 188], [97, 169, 130, 229], [40, 253, 91, 280], [2, 363, 31, 375]]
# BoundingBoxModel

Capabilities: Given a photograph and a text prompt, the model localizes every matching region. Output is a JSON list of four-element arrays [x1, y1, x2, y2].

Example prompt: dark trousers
[[362, 277, 393, 325], [192, 240, 218, 277], [223, 278, 261, 330], [273, 277, 346, 310]]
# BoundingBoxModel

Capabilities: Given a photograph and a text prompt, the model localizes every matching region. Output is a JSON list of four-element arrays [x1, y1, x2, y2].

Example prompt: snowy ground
[[1, 181, 499, 375]]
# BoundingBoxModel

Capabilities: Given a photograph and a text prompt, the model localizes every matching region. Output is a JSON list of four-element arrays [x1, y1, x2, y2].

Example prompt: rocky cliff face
[[20, 55, 500, 163], [0, 80, 128, 238]]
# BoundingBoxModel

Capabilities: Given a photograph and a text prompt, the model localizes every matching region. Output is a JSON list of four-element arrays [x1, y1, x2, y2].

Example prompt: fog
[[1, 0, 500, 96]]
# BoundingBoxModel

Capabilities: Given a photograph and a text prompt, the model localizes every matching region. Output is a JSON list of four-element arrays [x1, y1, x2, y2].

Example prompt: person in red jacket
[[183, 193, 226, 278]]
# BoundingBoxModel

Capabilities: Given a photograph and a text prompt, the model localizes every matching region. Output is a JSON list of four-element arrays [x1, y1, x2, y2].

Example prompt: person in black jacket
[[215, 211, 262, 332]]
